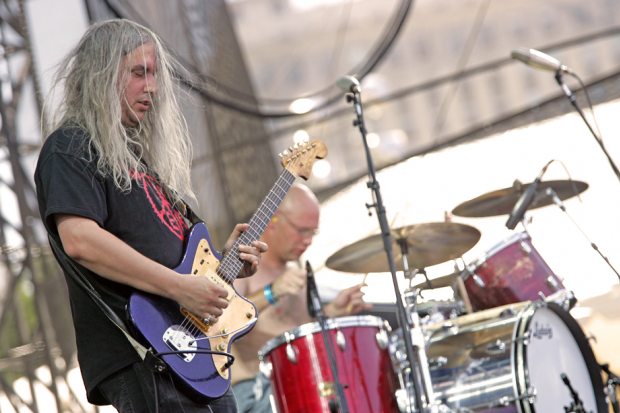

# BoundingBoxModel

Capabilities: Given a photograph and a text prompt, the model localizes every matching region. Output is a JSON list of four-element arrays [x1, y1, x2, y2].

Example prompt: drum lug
[[536, 292, 548, 308], [486, 339, 507, 355], [376, 329, 389, 350], [472, 273, 486, 288], [492, 386, 537, 407], [336, 330, 346, 351], [259, 360, 273, 378], [518, 240, 532, 256], [284, 331, 298, 363], [545, 275, 560, 291], [486, 332, 531, 355], [428, 356, 447, 370], [286, 343, 297, 363]]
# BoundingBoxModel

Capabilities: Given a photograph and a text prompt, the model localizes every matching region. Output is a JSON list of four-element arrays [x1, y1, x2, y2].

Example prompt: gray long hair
[[43, 19, 194, 201]]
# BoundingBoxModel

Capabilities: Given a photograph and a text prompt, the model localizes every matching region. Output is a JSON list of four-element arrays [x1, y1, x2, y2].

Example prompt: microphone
[[306, 261, 322, 318], [505, 163, 550, 230], [336, 75, 361, 93], [511, 47, 573, 74]]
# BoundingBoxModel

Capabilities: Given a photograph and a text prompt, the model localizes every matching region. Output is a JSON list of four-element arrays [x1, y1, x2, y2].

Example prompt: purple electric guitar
[[127, 139, 327, 403]]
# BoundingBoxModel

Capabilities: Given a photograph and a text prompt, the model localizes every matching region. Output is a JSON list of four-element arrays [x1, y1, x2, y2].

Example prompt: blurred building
[[227, 0, 620, 193]]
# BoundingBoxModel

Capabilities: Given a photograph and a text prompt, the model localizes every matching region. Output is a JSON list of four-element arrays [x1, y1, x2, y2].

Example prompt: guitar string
[[171, 150, 305, 352], [174, 165, 299, 350]]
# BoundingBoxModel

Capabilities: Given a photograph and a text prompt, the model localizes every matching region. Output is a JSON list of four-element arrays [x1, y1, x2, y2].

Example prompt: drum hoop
[[258, 315, 390, 358], [460, 232, 531, 279], [512, 302, 607, 413]]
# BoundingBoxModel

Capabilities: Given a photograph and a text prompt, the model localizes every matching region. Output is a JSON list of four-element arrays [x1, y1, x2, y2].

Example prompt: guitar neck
[[217, 168, 297, 283]]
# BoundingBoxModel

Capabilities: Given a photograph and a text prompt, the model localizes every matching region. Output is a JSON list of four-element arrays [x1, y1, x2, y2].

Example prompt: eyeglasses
[[279, 212, 319, 238]]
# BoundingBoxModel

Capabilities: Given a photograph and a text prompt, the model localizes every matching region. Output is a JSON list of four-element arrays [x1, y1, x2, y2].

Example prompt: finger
[[208, 306, 224, 317], [239, 244, 261, 256], [223, 223, 249, 254], [252, 240, 268, 253]]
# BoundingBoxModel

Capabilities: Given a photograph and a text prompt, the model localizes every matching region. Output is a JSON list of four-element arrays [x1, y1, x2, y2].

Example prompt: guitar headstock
[[279, 139, 327, 180]]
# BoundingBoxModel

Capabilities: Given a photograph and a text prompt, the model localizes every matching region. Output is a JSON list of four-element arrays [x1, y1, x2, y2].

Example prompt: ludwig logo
[[530, 322, 553, 339]]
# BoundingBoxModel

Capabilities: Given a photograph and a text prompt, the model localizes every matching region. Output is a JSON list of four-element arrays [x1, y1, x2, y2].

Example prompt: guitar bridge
[[163, 325, 198, 363], [180, 308, 212, 334]]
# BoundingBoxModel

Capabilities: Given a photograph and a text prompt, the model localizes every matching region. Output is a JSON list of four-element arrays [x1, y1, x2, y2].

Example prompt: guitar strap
[[48, 234, 149, 359]]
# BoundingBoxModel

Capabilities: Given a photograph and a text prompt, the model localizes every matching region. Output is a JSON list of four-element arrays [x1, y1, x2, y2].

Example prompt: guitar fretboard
[[217, 169, 296, 283]]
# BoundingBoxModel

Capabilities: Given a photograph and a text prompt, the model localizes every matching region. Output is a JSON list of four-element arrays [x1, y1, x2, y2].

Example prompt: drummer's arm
[[235, 267, 307, 313], [324, 284, 373, 318], [236, 278, 272, 314]]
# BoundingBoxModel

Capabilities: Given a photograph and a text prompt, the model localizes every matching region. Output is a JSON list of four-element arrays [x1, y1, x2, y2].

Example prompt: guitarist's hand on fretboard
[[222, 223, 269, 279]]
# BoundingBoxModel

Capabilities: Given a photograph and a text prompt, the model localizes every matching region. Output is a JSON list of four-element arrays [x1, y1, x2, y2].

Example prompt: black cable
[[149, 349, 236, 413]]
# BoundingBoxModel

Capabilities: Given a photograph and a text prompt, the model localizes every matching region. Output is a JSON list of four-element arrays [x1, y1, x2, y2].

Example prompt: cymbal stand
[[398, 240, 437, 412], [343, 88, 426, 412], [545, 187, 620, 281]]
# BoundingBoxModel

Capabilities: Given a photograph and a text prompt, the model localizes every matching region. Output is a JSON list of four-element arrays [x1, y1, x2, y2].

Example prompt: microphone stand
[[306, 261, 349, 413], [343, 90, 426, 413], [554, 70, 620, 184], [545, 187, 620, 281]]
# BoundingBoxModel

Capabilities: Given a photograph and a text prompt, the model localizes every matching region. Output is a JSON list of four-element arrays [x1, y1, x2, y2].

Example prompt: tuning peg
[[279, 153, 283, 159], [283, 150, 289, 156], [293, 143, 299, 149], [288, 147, 294, 152]]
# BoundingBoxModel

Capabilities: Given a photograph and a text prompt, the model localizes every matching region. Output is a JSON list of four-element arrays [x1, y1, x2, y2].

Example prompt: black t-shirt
[[34, 126, 190, 404]]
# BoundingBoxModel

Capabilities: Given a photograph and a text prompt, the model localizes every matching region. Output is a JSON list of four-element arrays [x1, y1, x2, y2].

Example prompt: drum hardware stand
[[306, 261, 350, 413], [398, 241, 437, 412], [600, 363, 620, 413], [544, 187, 620, 281], [339, 75, 426, 413], [561, 373, 591, 413]]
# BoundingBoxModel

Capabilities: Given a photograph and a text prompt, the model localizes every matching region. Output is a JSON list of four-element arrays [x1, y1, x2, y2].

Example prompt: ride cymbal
[[325, 222, 480, 273], [452, 180, 588, 218]]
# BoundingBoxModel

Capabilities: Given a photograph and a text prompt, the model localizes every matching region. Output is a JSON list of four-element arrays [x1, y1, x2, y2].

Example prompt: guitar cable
[[148, 349, 236, 413]]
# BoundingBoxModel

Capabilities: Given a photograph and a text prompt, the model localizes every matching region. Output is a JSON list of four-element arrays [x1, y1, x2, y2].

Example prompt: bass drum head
[[517, 303, 606, 413]]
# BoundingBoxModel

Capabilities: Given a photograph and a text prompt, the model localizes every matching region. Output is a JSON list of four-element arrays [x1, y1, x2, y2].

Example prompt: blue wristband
[[264, 284, 278, 305]]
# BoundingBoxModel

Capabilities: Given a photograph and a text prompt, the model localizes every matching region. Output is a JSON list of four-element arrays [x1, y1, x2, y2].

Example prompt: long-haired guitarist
[[34, 19, 267, 413]]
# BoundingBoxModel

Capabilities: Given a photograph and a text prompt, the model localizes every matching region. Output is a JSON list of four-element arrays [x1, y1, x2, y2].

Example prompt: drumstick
[[346, 273, 368, 314]]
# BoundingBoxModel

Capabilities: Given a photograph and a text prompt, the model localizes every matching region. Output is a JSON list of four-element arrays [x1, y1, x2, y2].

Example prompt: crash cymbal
[[452, 179, 588, 218], [325, 222, 480, 273]]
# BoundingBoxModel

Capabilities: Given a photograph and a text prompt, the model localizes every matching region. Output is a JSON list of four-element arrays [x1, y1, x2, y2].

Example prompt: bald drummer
[[231, 183, 372, 413]]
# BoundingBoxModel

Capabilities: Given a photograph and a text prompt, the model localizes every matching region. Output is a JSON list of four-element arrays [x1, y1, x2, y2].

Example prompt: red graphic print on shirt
[[131, 170, 188, 240]]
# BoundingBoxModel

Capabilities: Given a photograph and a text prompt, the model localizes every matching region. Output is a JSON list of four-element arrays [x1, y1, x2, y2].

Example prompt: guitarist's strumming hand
[[223, 223, 269, 279]]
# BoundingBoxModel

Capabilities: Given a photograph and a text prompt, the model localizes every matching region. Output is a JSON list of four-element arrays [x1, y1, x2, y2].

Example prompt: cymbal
[[325, 222, 480, 273], [452, 179, 588, 218]]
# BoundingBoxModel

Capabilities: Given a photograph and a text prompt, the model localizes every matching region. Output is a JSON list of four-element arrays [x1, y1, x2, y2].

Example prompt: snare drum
[[393, 302, 606, 413], [460, 232, 565, 311], [259, 316, 400, 413]]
